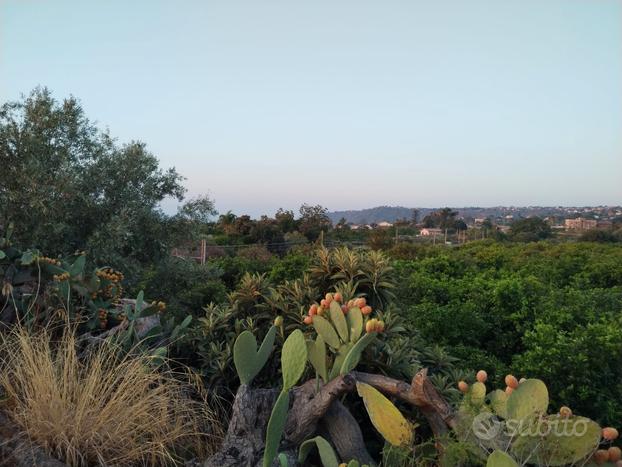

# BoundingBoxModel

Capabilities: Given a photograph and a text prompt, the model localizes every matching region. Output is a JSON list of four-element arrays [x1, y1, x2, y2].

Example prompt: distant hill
[[328, 206, 622, 225], [327, 206, 431, 224]]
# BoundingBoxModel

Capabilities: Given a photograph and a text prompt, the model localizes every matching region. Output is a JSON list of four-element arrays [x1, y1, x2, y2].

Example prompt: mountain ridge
[[327, 205, 622, 224]]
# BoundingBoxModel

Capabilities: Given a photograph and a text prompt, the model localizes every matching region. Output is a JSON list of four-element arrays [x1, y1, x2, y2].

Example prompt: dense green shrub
[[394, 241, 622, 425], [208, 255, 275, 290], [139, 257, 227, 320], [268, 252, 310, 284]]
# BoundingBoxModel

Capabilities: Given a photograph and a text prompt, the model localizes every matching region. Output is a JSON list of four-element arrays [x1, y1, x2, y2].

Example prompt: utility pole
[[200, 239, 206, 265]]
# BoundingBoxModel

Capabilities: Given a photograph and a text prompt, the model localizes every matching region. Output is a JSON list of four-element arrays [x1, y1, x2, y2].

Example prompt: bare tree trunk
[[203, 385, 280, 467], [204, 369, 455, 466], [321, 401, 377, 466]]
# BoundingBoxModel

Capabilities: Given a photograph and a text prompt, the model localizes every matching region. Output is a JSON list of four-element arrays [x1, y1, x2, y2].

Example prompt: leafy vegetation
[[1, 88, 621, 465], [392, 241, 622, 426]]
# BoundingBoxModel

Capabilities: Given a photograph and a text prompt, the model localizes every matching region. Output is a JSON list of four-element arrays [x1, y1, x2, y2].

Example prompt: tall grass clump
[[0, 325, 222, 466]]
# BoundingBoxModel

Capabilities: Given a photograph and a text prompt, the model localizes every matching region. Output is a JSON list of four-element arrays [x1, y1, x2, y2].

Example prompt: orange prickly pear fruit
[[334, 292, 342, 302], [603, 427, 619, 441], [303, 316, 313, 325], [365, 319, 376, 333], [376, 320, 385, 332], [361, 305, 372, 315], [476, 370, 487, 383], [559, 406, 572, 418], [273, 316, 283, 327], [505, 386, 514, 395], [355, 297, 366, 308], [608, 447, 622, 462], [347, 299, 355, 308], [339, 464, 347, 467], [317, 306, 325, 316], [320, 299, 328, 308], [341, 304, 348, 314], [325, 292, 333, 301], [309, 304, 318, 316], [505, 374, 519, 389], [594, 449, 609, 464], [519, 377, 526, 384], [458, 381, 469, 393]]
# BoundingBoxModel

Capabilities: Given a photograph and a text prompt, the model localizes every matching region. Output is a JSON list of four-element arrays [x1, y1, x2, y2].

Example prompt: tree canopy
[[0, 88, 188, 273]]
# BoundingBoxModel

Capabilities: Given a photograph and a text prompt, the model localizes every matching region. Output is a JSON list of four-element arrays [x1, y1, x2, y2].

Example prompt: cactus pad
[[313, 315, 341, 349], [281, 329, 308, 390], [506, 379, 548, 422], [537, 415, 601, 466], [470, 382, 487, 407], [356, 382, 413, 447], [340, 332, 375, 375], [262, 391, 290, 467], [346, 306, 363, 342], [298, 436, 340, 467], [329, 300, 349, 342], [488, 389, 509, 419], [233, 325, 276, 385], [486, 450, 518, 467], [307, 335, 328, 382]]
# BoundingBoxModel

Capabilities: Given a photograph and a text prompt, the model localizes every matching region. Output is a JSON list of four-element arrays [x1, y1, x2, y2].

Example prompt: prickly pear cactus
[[470, 381, 487, 407], [356, 382, 413, 447], [339, 332, 376, 375], [298, 436, 340, 467], [263, 390, 290, 467], [511, 414, 602, 466], [488, 390, 508, 419], [262, 329, 308, 467], [456, 371, 613, 467], [304, 293, 383, 382], [277, 453, 289, 467], [506, 379, 548, 422], [328, 342, 354, 380], [313, 315, 341, 350], [329, 301, 349, 342], [346, 306, 363, 342], [307, 335, 328, 382], [486, 450, 518, 467], [281, 329, 307, 390], [233, 325, 277, 385]]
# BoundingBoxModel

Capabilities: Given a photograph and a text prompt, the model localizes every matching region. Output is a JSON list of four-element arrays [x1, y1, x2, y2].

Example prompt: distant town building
[[377, 221, 393, 228], [597, 220, 613, 229], [420, 228, 444, 237], [565, 218, 597, 231], [349, 224, 371, 230]]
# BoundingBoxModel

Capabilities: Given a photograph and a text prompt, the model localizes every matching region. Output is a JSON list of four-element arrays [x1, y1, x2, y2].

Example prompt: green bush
[[395, 241, 622, 425], [140, 257, 227, 319]]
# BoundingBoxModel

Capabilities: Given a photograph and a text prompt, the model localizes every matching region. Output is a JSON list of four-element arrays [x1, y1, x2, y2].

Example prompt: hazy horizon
[[2, 0, 621, 217]]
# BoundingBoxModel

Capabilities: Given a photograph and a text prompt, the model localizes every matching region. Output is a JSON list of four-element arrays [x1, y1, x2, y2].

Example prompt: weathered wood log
[[203, 385, 280, 467], [354, 369, 456, 454], [321, 400, 377, 466], [284, 374, 355, 444], [77, 300, 161, 354], [204, 369, 455, 466], [354, 368, 457, 432]]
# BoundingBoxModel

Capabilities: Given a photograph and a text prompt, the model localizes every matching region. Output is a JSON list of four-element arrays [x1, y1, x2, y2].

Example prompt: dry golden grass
[[0, 326, 223, 466]]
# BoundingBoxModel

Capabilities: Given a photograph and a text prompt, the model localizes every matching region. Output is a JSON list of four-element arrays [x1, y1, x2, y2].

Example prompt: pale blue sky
[[1, 0, 621, 216]]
